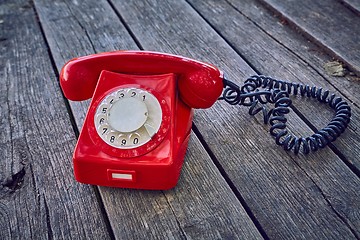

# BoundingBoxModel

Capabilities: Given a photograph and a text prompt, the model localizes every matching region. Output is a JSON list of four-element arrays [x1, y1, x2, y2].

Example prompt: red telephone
[[60, 51, 223, 190]]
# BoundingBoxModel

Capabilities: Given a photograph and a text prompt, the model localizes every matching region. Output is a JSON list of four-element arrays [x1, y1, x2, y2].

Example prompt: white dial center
[[108, 97, 148, 133]]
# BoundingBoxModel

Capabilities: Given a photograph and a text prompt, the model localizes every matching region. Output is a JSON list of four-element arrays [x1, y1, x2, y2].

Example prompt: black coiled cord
[[220, 75, 351, 154]]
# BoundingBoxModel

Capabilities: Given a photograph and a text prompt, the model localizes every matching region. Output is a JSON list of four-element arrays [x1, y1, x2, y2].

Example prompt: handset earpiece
[[178, 69, 223, 109]]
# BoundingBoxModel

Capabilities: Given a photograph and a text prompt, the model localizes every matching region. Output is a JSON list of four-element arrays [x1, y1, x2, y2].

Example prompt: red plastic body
[[60, 51, 223, 190]]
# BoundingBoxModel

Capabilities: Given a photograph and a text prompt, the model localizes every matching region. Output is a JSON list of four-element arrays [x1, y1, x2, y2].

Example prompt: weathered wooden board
[[187, 0, 360, 235], [0, 0, 110, 239], [229, 0, 360, 173], [187, 0, 360, 174], [258, 0, 360, 75], [225, 0, 360, 108], [33, 0, 263, 239], [110, 0, 360, 238], [342, 0, 360, 13], [100, 133, 264, 239]]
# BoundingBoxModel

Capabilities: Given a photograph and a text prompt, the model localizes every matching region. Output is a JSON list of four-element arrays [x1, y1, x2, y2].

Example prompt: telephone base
[[73, 133, 190, 190], [71, 70, 194, 190]]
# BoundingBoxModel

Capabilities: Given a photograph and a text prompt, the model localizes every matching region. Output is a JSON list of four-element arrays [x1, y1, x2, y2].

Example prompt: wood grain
[[33, 0, 263, 239], [101, 133, 263, 239], [110, 0, 360, 238], [187, 0, 360, 175], [0, 0, 110, 239], [341, 0, 360, 13], [8, 0, 358, 238], [226, 0, 360, 107], [187, 0, 360, 235], [226, 0, 360, 172], [258, 0, 360, 75]]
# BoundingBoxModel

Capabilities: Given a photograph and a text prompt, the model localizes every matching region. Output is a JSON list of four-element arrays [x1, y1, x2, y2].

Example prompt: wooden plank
[[108, 0, 360, 238], [187, 0, 360, 173], [101, 133, 263, 239], [258, 0, 360, 75], [341, 0, 360, 13], [226, 0, 360, 171], [33, 0, 263, 239], [0, 0, 110, 239], [224, 0, 360, 108], [187, 0, 360, 235]]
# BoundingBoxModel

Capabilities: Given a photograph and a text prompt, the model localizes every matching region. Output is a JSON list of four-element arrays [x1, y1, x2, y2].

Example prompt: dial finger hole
[[139, 92, 147, 102], [95, 114, 107, 126], [129, 89, 138, 98], [130, 133, 141, 146], [117, 134, 128, 147], [107, 95, 117, 105], [98, 124, 110, 136], [99, 103, 110, 114], [106, 132, 118, 144], [116, 90, 126, 99]]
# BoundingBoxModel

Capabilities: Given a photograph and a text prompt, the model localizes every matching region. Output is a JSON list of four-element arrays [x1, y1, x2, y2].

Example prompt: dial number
[[101, 126, 109, 135], [117, 91, 125, 98]]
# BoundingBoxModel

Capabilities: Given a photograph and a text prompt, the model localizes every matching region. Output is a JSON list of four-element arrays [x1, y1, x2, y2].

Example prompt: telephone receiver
[[60, 51, 223, 190]]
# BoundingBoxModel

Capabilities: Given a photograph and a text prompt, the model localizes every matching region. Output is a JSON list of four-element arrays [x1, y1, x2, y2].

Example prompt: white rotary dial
[[94, 87, 162, 149]]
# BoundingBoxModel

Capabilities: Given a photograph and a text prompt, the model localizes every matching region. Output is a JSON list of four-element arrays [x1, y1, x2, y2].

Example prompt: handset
[[60, 51, 223, 108], [60, 51, 223, 190]]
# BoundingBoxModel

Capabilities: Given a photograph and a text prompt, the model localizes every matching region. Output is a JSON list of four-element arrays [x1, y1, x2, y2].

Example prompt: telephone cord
[[219, 75, 351, 154]]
